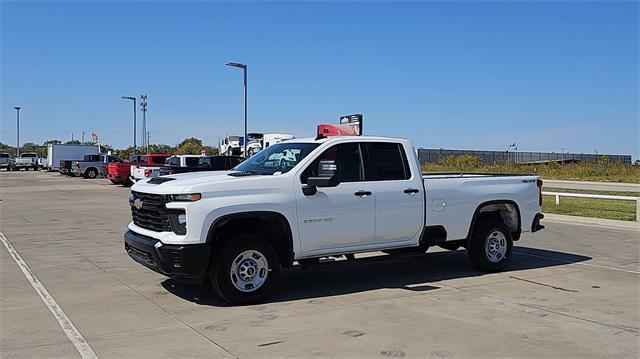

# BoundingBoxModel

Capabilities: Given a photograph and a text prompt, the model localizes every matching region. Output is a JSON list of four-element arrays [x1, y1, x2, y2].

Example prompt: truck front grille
[[130, 191, 172, 232]]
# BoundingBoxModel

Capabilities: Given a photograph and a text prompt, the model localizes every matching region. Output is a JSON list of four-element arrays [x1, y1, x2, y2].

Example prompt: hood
[[131, 170, 285, 195]]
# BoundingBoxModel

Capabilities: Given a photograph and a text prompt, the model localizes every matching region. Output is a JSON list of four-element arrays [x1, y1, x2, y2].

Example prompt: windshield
[[233, 142, 319, 175], [21, 153, 37, 158]]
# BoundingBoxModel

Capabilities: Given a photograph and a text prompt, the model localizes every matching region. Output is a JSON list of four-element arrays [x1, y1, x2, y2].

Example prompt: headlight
[[170, 193, 201, 201]]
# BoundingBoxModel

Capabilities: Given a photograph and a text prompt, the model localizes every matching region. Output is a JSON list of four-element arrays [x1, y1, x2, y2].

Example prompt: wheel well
[[86, 167, 97, 173], [466, 201, 521, 241], [207, 212, 294, 268]]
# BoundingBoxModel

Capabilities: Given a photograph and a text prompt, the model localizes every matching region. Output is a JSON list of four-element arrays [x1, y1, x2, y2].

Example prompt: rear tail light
[[144, 169, 152, 177], [168, 170, 175, 174], [537, 179, 543, 206]]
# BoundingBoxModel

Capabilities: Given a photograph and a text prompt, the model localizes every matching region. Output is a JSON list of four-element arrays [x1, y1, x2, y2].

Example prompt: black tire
[[467, 219, 513, 272], [438, 241, 462, 251], [85, 168, 98, 179], [209, 234, 280, 305]]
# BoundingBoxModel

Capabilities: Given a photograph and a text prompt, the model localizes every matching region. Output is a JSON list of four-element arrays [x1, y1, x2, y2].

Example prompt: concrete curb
[[543, 213, 640, 231]]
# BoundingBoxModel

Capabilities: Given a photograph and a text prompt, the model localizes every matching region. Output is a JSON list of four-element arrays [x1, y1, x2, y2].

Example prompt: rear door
[[295, 142, 375, 254], [364, 142, 424, 244]]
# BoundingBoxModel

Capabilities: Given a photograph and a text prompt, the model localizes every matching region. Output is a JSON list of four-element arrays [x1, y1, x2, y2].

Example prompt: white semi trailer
[[47, 144, 99, 171]]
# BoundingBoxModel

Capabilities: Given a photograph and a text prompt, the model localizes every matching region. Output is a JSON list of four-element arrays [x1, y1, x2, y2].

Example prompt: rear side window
[[364, 142, 410, 181], [185, 157, 200, 167], [209, 157, 227, 170], [0, 154, 9, 158], [230, 157, 244, 167]]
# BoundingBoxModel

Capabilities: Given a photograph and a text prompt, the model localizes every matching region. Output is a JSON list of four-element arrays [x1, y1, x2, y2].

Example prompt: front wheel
[[85, 168, 98, 179], [209, 235, 280, 305], [467, 219, 513, 272]]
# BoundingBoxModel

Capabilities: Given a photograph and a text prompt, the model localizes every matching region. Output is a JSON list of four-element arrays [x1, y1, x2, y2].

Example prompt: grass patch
[[542, 195, 637, 221], [542, 187, 640, 197], [422, 155, 640, 183]]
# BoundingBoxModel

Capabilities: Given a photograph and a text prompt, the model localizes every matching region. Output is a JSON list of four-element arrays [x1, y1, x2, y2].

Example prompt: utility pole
[[14, 107, 20, 156], [82, 131, 85, 144], [121, 96, 137, 155], [140, 95, 148, 153], [226, 62, 248, 157]]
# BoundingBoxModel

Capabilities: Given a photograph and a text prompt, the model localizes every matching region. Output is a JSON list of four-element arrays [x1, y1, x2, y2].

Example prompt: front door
[[295, 143, 375, 254]]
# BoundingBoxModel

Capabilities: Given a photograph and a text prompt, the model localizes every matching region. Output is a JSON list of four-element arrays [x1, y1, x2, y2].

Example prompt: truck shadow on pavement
[[161, 246, 591, 306]]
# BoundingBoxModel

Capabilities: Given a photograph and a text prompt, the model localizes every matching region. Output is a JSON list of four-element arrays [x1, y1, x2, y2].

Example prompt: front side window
[[234, 143, 319, 175], [364, 142, 410, 181], [301, 143, 364, 183], [169, 157, 180, 166], [151, 156, 167, 165]]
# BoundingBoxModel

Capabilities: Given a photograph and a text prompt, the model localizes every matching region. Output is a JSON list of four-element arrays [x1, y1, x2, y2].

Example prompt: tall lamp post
[[14, 106, 21, 156], [226, 62, 248, 157], [140, 95, 148, 153], [121, 96, 137, 155]]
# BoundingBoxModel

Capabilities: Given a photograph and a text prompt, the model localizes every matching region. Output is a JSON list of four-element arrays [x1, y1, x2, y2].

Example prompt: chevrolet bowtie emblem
[[133, 198, 143, 210]]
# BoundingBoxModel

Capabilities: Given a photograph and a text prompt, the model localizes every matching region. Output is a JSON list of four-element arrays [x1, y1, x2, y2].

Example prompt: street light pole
[[226, 62, 248, 157], [140, 95, 148, 153], [121, 96, 137, 155], [14, 107, 20, 156]]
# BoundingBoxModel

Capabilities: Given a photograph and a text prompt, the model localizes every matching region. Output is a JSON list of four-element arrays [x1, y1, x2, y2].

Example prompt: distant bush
[[422, 155, 640, 183]]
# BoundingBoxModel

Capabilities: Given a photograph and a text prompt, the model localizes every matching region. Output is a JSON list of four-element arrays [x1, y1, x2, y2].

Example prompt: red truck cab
[[107, 154, 172, 186]]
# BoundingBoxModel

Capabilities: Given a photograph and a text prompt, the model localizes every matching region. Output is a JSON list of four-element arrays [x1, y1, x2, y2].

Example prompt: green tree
[[148, 144, 175, 154], [66, 140, 81, 144], [201, 146, 219, 156], [176, 137, 204, 155]]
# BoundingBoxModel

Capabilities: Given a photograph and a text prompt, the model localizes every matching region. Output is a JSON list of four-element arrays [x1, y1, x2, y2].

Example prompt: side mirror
[[302, 160, 339, 196]]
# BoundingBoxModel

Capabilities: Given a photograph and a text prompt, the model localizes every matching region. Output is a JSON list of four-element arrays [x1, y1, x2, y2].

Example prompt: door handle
[[404, 188, 420, 194], [354, 190, 372, 197]]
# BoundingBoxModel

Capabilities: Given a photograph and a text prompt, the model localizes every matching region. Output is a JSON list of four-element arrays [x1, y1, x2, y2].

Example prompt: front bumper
[[124, 230, 210, 284], [14, 162, 34, 168]]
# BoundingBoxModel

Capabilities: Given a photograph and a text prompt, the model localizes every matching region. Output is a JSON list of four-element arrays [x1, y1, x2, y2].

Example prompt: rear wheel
[[209, 234, 280, 305], [467, 219, 513, 272]]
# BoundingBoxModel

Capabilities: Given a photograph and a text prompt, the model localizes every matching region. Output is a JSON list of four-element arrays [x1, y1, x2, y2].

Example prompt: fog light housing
[[168, 210, 187, 235]]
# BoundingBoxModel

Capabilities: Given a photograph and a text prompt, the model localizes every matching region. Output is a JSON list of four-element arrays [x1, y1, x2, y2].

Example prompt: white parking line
[[0, 231, 98, 359]]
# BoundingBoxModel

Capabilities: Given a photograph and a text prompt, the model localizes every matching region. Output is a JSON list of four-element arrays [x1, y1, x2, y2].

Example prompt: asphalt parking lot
[[1, 171, 639, 358]]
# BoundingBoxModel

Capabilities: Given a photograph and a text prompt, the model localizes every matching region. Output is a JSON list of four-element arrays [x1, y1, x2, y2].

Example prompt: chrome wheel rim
[[230, 250, 269, 293], [485, 230, 507, 263]]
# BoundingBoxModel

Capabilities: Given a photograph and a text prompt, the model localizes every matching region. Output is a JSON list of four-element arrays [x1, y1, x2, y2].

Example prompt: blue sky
[[1, 1, 638, 158]]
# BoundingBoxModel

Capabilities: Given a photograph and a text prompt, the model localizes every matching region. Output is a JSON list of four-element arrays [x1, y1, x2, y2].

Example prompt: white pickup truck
[[13, 152, 41, 170], [125, 135, 544, 304]]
